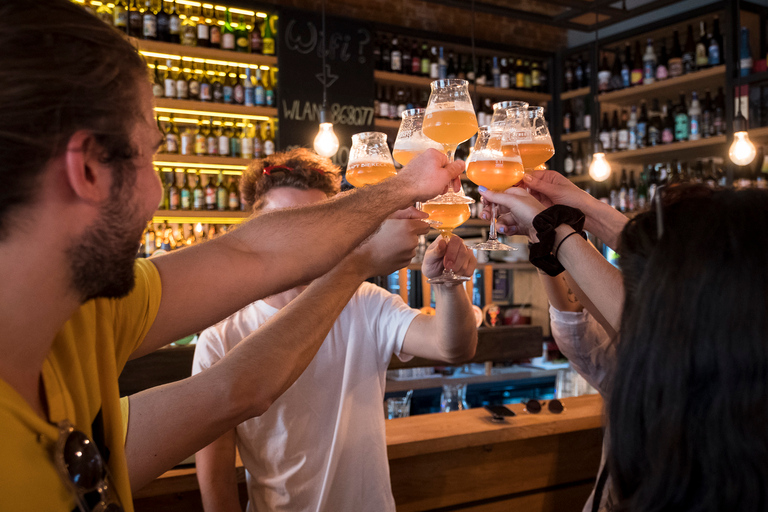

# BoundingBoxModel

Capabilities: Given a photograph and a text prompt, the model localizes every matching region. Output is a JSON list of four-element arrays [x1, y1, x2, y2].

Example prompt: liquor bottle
[[180, 172, 192, 210], [262, 15, 275, 55], [378, 85, 389, 118], [180, 124, 193, 155], [402, 39, 412, 75], [500, 57, 510, 88], [232, 69, 245, 105], [429, 46, 440, 79], [193, 172, 205, 211], [564, 142, 575, 176], [597, 54, 610, 93], [525, 60, 534, 89], [740, 27, 752, 77], [241, 122, 254, 159], [688, 91, 701, 141], [205, 172, 217, 210], [531, 61, 541, 91], [642, 38, 656, 85], [617, 110, 629, 151], [708, 16, 722, 66], [410, 41, 421, 75], [188, 65, 201, 100], [199, 63, 212, 102], [220, 67, 235, 105], [163, 60, 176, 99], [168, 0, 180, 44], [156, 1, 170, 41], [196, 5, 210, 47], [229, 123, 240, 157], [128, 0, 142, 38], [206, 118, 218, 155], [380, 36, 391, 71], [212, 67, 224, 103], [701, 89, 713, 138], [636, 168, 648, 210], [222, 9, 235, 51], [421, 43, 431, 76], [113, 0, 128, 33], [96, 3, 113, 25], [438, 47, 447, 79], [656, 38, 669, 80], [264, 70, 275, 107], [208, 7, 221, 48], [253, 122, 263, 158], [627, 170, 637, 212], [637, 102, 648, 149], [631, 41, 643, 86], [142, 0, 157, 40], [609, 173, 619, 209], [151, 60, 164, 98], [180, 4, 196, 46], [254, 68, 266, 106], [696, 21, 709, 68], [661, 101, 674, 144], [244, 68, 254, 107], [610, 47, 624, 91], [250, 18, 263, 54], [574, 56, 584, 89], [674, 94, 688, 142], [620, 43, 631, 88], [235, 15, 249, 52], [217, 122, 229, 156], [563, 101, 572, 134], [165, 119, 180, 154], [194, 118, 206, 156], [263, 124, 275, 156], [228, 176, 240, 211], [682, 24, 696, 74], [390, 36, 402, 72], [618, 169, 628, 213], [627, 106, 638, 151], [565, 60, 575, 91], [648, 99, 662, 146], [176, 65, 189, 100], [599, 112, 611, 152], [216, 172, 228, 211], [668, 30, 683, 78], [713, 86, 725, 135], [491, 57, 500, 88], [610, 110, 619, 151], [169, 171, 181, 210]]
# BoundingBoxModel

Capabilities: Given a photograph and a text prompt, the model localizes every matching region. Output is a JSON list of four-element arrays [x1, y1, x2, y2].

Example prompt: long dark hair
[[610, 186, 768, 511], [0, 0, 147, 239]]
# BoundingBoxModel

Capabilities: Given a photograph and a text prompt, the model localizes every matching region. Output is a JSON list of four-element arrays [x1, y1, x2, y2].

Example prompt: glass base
[[472, 239, 515, 251], [427, 270, 471, 284]]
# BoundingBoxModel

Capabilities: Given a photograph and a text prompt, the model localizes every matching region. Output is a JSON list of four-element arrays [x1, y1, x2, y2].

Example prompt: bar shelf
[[130, 37, 278, 68], [561, 130, 591, 142], [152, 210, 251, 225], [154, 98, 276, 120], [154, 154, 251, 171], [560, 87, 590, 101], [604, 135, 728, 164]]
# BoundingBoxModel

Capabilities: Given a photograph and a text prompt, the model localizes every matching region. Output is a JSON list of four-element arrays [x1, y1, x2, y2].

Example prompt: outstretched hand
[[478, 186, 546, 241], [395, 149, 465, 202]]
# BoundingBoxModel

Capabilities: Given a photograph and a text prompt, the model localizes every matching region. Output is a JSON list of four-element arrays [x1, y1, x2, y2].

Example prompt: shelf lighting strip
[[155, 162, 246, 173], [157, 116, 263, 127], [143, 53, 273, 71], [154, 107, 272, 121], [152, 214, 249, 224], [75, 0, 266, 18]]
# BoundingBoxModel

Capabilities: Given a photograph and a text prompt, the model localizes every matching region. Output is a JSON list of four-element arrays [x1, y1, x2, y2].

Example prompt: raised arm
[[135, 149, 463, 357], [195, 429, 243, 512], [400, 236, 478, 363], [124, 212, 428, 491]]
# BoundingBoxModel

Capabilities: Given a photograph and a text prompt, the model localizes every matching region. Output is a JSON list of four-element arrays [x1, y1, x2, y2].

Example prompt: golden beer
[[466, 158, 525, 192], [422, 109, 478, 145], [345, 161, 397, 187], [392, 149, 421, 167], [516, 142, 555, 170], [421, 202, 471, 236]]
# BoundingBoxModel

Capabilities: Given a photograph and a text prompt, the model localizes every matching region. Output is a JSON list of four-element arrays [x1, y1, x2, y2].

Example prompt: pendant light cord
[[471, 0, 477, 98], [734, 0, 741, 118], [321, 0, 327, 112]]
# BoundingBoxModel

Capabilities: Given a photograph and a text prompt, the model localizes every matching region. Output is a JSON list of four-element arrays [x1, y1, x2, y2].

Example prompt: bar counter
[[134, 394, 603, 512]]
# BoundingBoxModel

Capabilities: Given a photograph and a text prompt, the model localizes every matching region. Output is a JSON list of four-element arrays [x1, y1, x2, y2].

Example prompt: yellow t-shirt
[[0, 259, 162, 512]]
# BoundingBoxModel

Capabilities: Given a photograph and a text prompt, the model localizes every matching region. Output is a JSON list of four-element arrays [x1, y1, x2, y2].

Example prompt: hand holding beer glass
[[345, 132, 398, 188]]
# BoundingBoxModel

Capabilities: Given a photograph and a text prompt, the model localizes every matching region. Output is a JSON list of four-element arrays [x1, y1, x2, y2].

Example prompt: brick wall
[[255, 0, 567, 52]]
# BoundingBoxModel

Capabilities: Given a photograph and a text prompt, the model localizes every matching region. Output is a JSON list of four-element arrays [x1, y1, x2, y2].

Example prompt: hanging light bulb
[[313, 111, 339, 158], [588, 142, 611, 182], [729, 114, 756, 166]]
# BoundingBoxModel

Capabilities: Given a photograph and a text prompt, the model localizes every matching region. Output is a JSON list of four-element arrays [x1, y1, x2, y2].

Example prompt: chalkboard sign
[[277, 8, 375, 168]]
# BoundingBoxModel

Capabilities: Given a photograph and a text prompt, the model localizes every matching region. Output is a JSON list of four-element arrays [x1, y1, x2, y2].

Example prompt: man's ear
[[64, 130, 113, 204]]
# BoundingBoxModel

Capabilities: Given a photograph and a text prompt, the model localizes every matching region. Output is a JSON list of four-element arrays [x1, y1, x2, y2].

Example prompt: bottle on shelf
[[209, 7, 221, 49], [675, 93, 690, 142], [708, 16, 722, 66], [128, 0, 143, 38], [574, 56, 584, 89], [611, 46, 625, 91], [620, 43, 631, 89], [229, 123, 240, 157], [421, 42, 431, 77], [244, 68, 255, 107], [695, 21, 709, 69], [241, 121, 254, 159], [740, 27, 752, 77], [637, 102, 648, 149], [499, 57, 510, 89], [188, 65, 201, 101], [142, 0, 157, 40], [168, 171, 181, 211], [262, 14, 275, 55], [627, 106, 638, 151], [253, 122, 264, 158], [263, 124, 275, 156], [628, 170, 638, 212], [618, 168, 628, 213], [631, 41, 643, 87], [390, 36, 402, 73], [532, 61, 543, 91], [668, 30, 683, 78], [642, 38, 656, 85], [250, 18, 263, 54], [199, 63, 212, 102], [167, 0, 180, 44], [701, 89, 713, 138], [688, 91, 701, 141], [217, 121, 230, 157], [610, 110, 619, 152], [648, 99, 662, 146], [235, 14, 249, 52], [228, 176, 241, 211], [574, 143, 584, 175], [222, 67, 234, 104], [438, 47, 447, 79], [410, 41, 421, 75], [163, 60, 176, 99], [599, 112, 611, 151], [264, 70, 275, 107], [563, 142, 575, 176], [491, 57, 500, 88], [165, 119, 180, 154], [617, 109, 629, 151], [113, 0, 128, 33], [682, 24, 696, 74], [151, 60, 164, 98], [713, 86, 725, 135], [212, 66, 224, 103], [222, 9, 235, 51], [156, 1, 170, 42], [402, 38, 412, 75], [596, 54, 610, 93], [565, 60, 575, 91], [216, 172, 229, 211], [193, 171, 205, 211], [180, 4, 197, 46], [194, 118, 206, 156], [176, 65, 189, 100], [196, 5, 210, 47], [180, 171, 192, 210], [205, 172, 217, 210], [661, 101, 674, 144], [563, 101, 572, 135], [206, 117, 218, 155], [656, 38, 669, 81], [254, 68, 266, 106]]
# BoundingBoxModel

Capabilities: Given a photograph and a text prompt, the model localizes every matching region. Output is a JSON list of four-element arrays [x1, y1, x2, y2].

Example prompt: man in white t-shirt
[[193, 149, 478, 512]]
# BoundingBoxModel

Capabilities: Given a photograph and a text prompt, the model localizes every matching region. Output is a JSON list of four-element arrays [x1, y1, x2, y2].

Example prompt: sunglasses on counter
[[523, 398, 564, 414], [54, 420, 124, 512]]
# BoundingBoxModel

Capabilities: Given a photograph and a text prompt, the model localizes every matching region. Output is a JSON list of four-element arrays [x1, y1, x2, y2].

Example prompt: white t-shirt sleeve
[[192, 323, 229, 376], [356, 282, 420, 367]]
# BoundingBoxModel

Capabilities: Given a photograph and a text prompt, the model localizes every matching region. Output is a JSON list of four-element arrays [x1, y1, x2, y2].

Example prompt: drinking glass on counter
[[345, 132, 397, 188], [392, 108, 443, 167], [465, 126, 524, 251], [440, 383, 469, 412]]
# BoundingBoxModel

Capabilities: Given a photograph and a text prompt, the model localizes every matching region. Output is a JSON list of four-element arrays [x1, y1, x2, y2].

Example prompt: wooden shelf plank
[[604, 135, 728, 164], [561, 131, 591, 142], [152, 210, 251, 224], [598, 65, 725, 108], [373, 71, 551, 104], [561, 87, 590, 101], [154, 154, 250, 170], [374, 118, 402, 130], [129, 37, 278, 67], [154, 98, 277, 119]]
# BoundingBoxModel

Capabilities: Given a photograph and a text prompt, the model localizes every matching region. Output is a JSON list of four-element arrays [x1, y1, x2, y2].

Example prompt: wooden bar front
[[134, 395, 603, 512]]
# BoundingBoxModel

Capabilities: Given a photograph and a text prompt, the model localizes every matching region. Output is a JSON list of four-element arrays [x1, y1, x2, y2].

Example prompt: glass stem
[[488, 203, 499, 242], [444, 145, 456, 163]]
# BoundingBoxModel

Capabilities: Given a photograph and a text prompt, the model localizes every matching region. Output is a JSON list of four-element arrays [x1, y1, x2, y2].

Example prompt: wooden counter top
[[387, 394, 603, 460]]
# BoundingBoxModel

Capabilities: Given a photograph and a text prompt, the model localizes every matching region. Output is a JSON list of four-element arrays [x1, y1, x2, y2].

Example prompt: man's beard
[[67, 169, 148, 302]]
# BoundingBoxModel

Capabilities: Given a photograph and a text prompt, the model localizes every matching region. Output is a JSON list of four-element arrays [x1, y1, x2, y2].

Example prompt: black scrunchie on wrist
[[528, 205, 586, 276]]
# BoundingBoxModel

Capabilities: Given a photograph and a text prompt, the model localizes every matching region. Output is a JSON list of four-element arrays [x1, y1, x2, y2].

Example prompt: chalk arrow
[[316, 64, 339, 89]]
